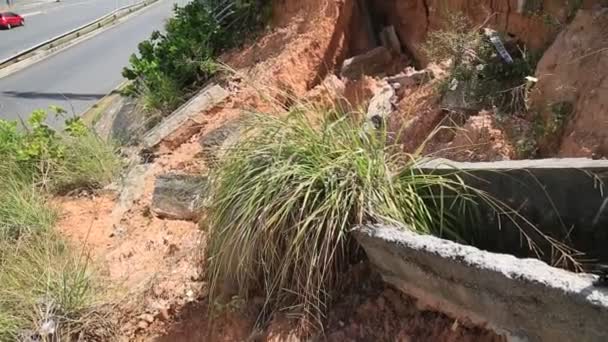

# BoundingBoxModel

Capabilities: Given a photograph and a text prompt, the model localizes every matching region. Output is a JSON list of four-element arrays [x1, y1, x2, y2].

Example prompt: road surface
[[0, 0, 184, 123], [0, 0, 140, 61]]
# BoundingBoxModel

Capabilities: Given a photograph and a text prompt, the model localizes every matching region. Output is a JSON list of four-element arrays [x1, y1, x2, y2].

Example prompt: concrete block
[[151, 173, 208, 221], [142, 84, 230, 149], [354, 224, 608, 342]]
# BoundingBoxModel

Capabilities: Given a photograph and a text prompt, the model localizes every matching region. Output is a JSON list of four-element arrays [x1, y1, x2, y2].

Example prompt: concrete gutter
[[354, 224, 608, 342], [0, 0, 159, 79], [417, 158, 608, 263]]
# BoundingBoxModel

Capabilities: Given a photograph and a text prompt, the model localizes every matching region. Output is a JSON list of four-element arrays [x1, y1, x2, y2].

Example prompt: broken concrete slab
[[354, 224, 608, 342], [418, 158, 608, 262], [365, 84, 395, 130], [142, 84, 230, 150], [340, 46, 393, 80], [151, 173, 208, 221], [199, 120, 243, 169]]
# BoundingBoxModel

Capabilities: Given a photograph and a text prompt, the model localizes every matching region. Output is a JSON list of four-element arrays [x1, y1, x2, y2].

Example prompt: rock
[[136, 321, 149, 330], [150, 173, 208, 221], [199, 120, 243, 168], [139, 313, 155, 324], [158, 308, 170, 321], [386, 67, 434, 90], [340, 46, 393, 80], [365, 84, 395, 130]]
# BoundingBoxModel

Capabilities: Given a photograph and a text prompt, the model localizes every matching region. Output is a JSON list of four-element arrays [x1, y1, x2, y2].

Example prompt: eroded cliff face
[[371, 0, 597, 65]]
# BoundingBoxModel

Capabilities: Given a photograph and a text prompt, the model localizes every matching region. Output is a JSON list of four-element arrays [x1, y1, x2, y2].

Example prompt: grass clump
[[0, 174, 57, 240], [206, 111, 489, 327], [0, 108, 121, 339], [0, 232, 104, 341], [123, 0, 271, 114]]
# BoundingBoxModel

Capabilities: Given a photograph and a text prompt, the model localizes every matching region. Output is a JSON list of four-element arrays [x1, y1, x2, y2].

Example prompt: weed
[[0, 232, 107, 341], [548, 101, 574, 134], [49, 133, 122, 194], [0, 174, 57, 240]]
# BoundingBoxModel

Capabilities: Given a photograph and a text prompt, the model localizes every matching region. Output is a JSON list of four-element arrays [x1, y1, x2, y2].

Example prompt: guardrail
[[0, 0, 158, 70]]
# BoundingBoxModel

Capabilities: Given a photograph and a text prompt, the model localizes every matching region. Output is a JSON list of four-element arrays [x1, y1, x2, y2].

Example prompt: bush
[[0, 232, 105, 341], [0, 108, 121, 193], [206, 112, 491, 326], [123, 0, 270, 113]]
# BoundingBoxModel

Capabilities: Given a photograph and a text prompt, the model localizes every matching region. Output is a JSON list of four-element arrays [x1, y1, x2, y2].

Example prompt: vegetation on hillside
[[205, 109, 577, 328], [123, 0, 270, 114], [0, 108, 121, 340]]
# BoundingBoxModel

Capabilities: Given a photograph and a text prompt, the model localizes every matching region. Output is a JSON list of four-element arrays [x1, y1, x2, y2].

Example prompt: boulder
[[340, 46, 393, 79], [151, 173, 208, 221]]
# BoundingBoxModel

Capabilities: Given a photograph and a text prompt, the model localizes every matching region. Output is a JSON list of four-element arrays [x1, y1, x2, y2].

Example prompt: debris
[[484, 28, 514, 64], [385, 67, 434, 90], [366, 84, 395, 122], [139, 313, 155, 324], [150, 173, 208, 221], [340, 46, 393, 79], [136, 321, 149, 330], [142, 84, 230, 150]]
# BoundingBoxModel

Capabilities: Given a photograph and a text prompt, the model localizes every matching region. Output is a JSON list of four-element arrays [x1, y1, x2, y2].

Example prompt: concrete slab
[[142, 83, 230, 149], [354, 224, 608, 342]]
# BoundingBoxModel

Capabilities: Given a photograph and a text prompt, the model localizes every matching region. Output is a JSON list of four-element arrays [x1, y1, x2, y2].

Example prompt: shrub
[[205, 112, 498, 327], [0, 108, 121, 193], [123, 0, 271, 113]]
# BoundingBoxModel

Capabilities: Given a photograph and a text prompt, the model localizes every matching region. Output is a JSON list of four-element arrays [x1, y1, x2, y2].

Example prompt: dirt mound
[[530, 9, 608, 158]]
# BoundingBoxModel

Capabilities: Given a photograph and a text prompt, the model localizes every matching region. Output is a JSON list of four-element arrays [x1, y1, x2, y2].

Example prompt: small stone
[[139, 313, 155, 324], [158, 308, 170, 321], [137, 321, 149, 330]]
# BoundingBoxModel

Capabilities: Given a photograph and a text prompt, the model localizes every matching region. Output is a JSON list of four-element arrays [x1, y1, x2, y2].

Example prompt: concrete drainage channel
[[0, 0, 159, 79], [355, 158, 608, 342]]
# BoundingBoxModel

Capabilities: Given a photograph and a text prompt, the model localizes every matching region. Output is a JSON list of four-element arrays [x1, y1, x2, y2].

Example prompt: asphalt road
[[0, 0, 183, 123], [0, 0, 140, 61]]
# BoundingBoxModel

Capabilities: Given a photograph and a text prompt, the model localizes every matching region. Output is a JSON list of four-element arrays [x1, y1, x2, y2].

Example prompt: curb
[[0, 0, 159, 79]]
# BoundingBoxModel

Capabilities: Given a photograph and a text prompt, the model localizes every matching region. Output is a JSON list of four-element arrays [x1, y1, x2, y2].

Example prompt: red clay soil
[[151, 263, 504, 342]]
